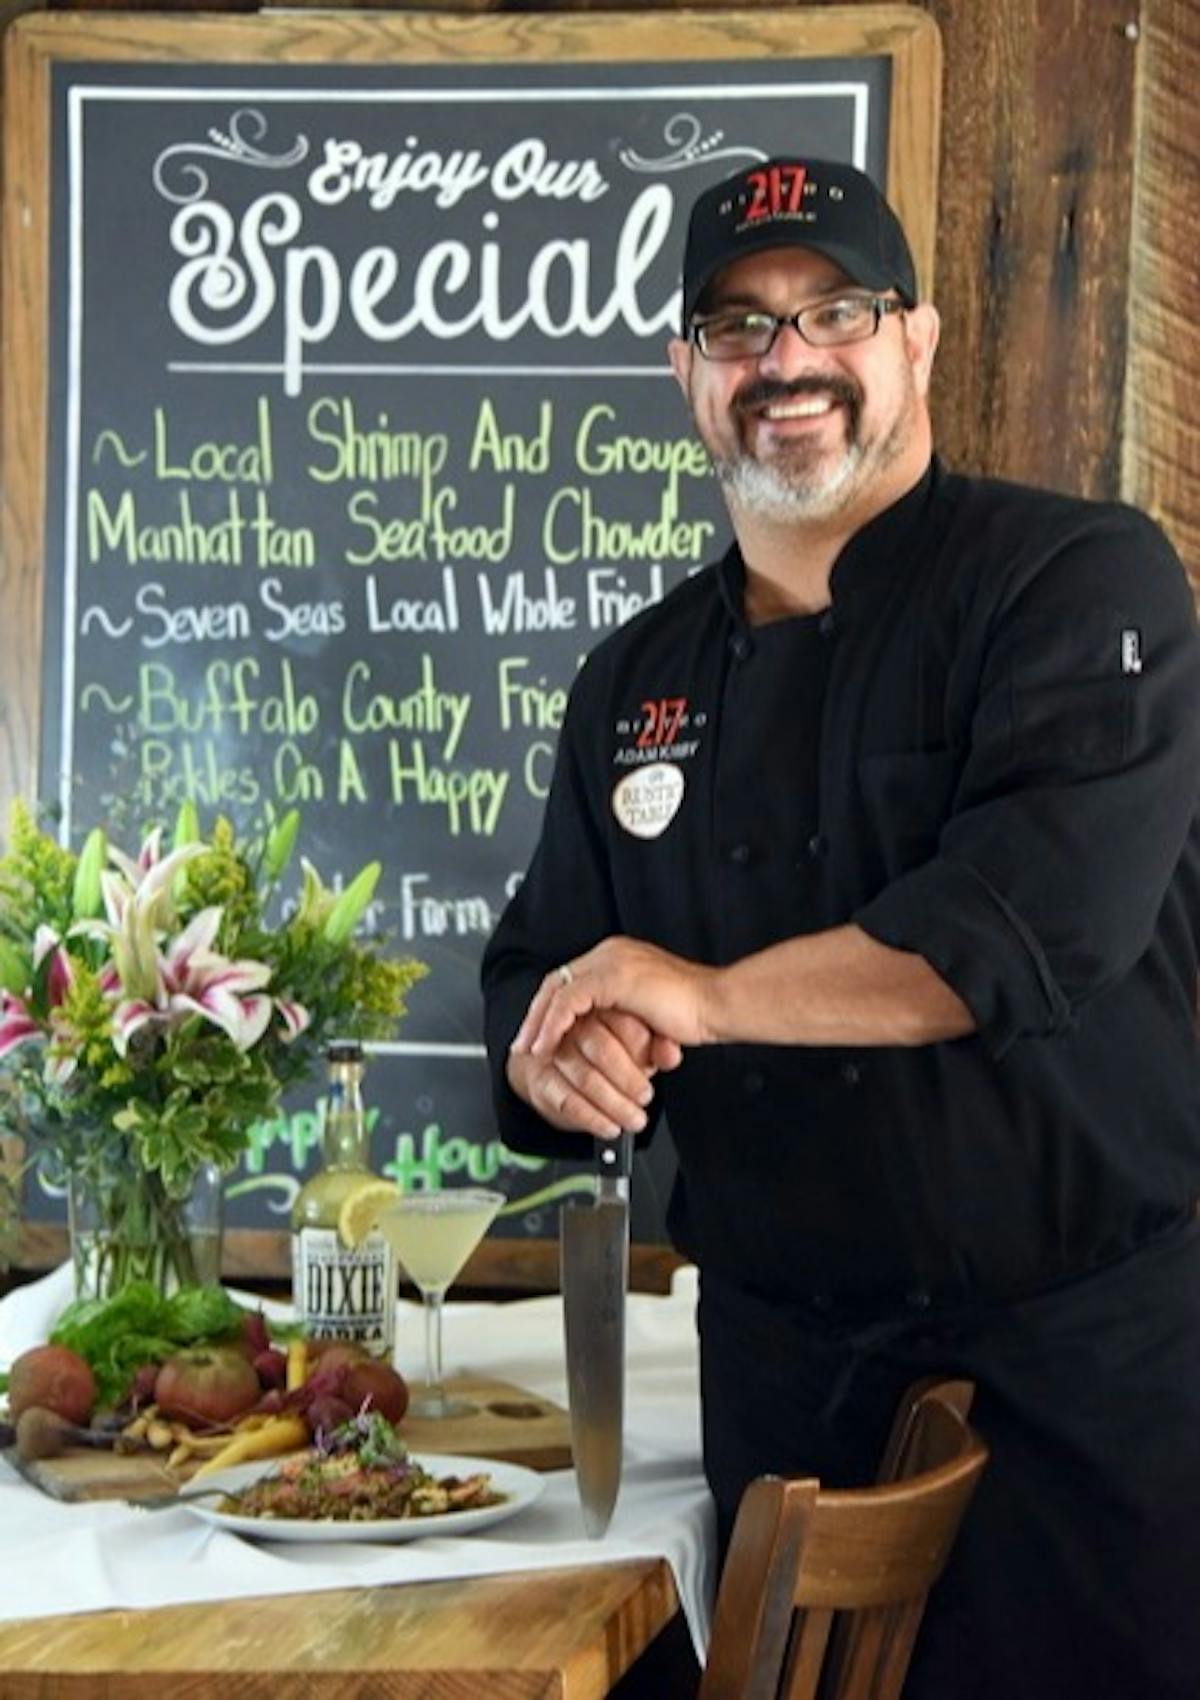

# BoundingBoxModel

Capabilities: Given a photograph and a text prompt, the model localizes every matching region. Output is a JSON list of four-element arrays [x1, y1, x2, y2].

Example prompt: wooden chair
[[700, 1380, 989, 1700]]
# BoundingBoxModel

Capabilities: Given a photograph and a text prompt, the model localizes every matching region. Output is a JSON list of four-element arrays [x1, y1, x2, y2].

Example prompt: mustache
[[733, 374, 862, 415]]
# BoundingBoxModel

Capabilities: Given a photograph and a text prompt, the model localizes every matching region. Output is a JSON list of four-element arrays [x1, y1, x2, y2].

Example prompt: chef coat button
[[806, 833, 827, 860], [840, 1060, 861, 1087], [743, 1070, 765, 1095], [729, 842, 751, 865], [818, 609, 836, 638], [905, 1287, 932, 1310], [730, 633, 751, 660]]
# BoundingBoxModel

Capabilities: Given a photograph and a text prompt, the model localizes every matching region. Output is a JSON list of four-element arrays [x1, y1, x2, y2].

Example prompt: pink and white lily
[[0, 989, 40, 1060], [33, 923, 74, 1007], [73, 839, 209, 1006], [112, 905, 302, 1055], [1, 926, 80, 1084], [275, 998, 310, 1042], [163, 907, 274, 1051]]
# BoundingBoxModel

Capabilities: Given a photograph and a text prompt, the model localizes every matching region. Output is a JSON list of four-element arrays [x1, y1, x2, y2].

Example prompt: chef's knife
[[560, 1129, 633, 1538]]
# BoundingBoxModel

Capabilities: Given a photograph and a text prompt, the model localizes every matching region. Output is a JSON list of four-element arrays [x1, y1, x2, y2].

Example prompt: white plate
[[181, 1451, 545, 1544]]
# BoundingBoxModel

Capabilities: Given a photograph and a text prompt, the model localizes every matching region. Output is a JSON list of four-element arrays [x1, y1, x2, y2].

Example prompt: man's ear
[[667, 336, 693, 398], [904, 304, 940, 396]]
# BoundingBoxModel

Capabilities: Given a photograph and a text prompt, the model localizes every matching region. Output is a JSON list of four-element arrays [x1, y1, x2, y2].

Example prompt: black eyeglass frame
[[688, 295, 907, 361]]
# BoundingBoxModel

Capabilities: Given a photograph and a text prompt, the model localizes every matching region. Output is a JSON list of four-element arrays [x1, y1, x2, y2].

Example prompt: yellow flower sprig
[[0, 798, 426, 1188]]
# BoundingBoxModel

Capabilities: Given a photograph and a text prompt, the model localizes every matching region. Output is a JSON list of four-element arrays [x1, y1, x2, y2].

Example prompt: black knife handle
[[596, 1129, 634, 1191]]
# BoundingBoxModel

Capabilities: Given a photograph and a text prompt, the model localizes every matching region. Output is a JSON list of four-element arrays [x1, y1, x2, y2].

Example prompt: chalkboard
[[1, 9, 941, 1275]]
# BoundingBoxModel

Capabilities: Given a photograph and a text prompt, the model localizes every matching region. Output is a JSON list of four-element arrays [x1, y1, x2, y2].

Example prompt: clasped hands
[[506, 936, 715, 1139]]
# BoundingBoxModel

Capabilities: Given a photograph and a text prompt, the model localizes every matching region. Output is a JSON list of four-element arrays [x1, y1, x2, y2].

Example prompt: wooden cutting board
[[399, 1376, 571, 1471], [5, 1376, 572, 1503]]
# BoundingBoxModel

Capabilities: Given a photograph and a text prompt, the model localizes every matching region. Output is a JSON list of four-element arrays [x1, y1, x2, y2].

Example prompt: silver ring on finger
[[556, 962, 574, 988]]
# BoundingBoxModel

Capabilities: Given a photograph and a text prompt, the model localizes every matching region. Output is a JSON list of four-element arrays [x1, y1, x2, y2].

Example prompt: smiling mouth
[[760, 395, 838, 422]]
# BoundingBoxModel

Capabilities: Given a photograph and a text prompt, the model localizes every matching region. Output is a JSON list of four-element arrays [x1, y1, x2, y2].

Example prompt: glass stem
[[423, 1285, 448, 1403]]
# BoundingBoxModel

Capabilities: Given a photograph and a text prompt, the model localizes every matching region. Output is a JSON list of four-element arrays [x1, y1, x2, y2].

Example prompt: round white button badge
[[611, 763, 685, 840]]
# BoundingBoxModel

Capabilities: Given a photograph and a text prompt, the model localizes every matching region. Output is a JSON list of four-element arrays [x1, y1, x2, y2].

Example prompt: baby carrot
[[190, 1414, 309, 1479]]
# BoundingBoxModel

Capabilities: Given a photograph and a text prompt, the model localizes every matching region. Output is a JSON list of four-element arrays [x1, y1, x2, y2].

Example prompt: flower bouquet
[[0, 799, 425, 1297]]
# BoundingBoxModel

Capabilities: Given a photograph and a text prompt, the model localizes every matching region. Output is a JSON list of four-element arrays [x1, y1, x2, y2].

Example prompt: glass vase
[[67, 1158, 224, 1300]]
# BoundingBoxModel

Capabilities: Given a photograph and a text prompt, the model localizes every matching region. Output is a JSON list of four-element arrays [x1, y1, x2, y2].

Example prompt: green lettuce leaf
[[50, 1280, 249, 1407]]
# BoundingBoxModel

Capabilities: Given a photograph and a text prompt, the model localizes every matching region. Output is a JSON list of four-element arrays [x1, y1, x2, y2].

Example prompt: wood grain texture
[[13, 1217, 687, 1294], [0, 10, 51, 817], [1124, 0, 1200, 584], [0, 1559, 681, 1699], [918, 0, 1138, 497]]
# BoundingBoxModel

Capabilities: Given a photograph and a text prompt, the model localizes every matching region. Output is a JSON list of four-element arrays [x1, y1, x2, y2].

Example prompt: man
[[481, 157, 1200, 1699]]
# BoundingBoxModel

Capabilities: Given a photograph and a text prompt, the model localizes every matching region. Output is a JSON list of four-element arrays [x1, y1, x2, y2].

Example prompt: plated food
[[174, 1407, 545, 1543], [189, 1458, 544, 1545], [218, 1410, 502, 1522]]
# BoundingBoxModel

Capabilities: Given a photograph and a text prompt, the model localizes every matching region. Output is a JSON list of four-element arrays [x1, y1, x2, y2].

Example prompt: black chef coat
[[482, 457, 1200, 1311]]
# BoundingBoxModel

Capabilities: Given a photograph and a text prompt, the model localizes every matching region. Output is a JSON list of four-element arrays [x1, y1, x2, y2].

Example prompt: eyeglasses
[[689, 295, 906, 361]]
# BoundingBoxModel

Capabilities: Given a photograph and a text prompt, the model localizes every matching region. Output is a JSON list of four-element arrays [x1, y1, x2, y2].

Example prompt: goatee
[[714, 444, 866, 521], [709, 373, 866, 520]]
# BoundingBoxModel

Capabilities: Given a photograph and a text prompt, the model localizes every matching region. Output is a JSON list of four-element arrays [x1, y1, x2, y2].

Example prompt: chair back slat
[[702, 1475, 816, 1700], [875, 1376, 975, 1483], [780, 1604, 834, 1700], [700, 1380, 989, 1700], [830, 1611, 890, 1700]]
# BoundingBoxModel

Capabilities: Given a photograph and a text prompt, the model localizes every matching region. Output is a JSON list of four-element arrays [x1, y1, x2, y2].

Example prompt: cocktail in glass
[[379, 1188, 504, 1418]]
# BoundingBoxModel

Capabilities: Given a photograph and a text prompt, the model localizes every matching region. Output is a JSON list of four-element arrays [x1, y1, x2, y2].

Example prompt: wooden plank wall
[[1124, 0, 1200, 576], [0, 0, 1196, 1291]]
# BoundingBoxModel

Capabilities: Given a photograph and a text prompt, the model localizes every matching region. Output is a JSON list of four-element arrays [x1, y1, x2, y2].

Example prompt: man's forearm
[[515, 925, 976, 1062], [707, 924, 975, 1047]]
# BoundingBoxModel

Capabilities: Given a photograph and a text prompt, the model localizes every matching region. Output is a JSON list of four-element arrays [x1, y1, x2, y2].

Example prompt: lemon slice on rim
[[337, 1178, 403, 1248]]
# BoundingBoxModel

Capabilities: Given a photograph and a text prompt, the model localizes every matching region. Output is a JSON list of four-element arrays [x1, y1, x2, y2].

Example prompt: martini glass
[[379, 1188, 504, 1418]]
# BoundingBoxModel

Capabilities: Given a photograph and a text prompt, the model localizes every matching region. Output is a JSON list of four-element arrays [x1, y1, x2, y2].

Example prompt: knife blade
[[560, 1129, 633, 1538]]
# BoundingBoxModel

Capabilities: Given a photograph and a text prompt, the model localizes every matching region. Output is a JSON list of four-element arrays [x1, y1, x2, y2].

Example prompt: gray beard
[[714, 441, 866, 522]]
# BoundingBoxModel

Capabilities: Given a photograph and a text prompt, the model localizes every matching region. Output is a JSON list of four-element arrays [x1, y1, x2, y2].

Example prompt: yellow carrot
[[286, 1337, 308, 1392], [190, 1414, 309, 1479]]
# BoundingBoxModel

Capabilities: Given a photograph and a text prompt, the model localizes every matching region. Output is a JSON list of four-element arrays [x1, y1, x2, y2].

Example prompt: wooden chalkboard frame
[[0, 6, 941, 1288]]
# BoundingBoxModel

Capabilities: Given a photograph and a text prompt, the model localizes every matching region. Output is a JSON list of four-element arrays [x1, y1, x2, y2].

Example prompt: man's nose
[[756, 319, 823, 379]]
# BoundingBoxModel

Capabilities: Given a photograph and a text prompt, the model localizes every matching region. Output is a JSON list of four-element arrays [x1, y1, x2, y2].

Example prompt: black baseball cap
[[680, 156, 918, 329]]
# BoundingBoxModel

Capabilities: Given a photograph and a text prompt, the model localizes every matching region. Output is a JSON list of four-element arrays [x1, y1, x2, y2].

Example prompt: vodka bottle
[[290, 1041, 396, 1358]]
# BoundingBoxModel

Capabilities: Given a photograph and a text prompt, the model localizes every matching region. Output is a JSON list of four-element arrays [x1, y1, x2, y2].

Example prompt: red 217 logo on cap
[[745, 164, 807, 221]]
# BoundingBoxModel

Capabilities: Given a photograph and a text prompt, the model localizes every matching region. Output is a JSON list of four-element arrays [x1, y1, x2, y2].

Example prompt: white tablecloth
[[0, 1262, 716, 1660]]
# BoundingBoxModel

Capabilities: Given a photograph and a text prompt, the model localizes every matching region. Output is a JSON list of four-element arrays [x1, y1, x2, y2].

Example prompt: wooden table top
[[0, 1557, 683, 1699]]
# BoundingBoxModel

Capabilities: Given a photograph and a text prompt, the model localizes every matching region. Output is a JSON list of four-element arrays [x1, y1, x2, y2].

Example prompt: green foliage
[[0, 800, 76, 941], [50, 1279, 250, 1406], [0, 801, 426, 1192]]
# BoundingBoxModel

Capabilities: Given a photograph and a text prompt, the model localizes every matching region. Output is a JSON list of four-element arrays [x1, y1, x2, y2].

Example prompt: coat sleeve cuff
[[854, 857, 1073, 1058]]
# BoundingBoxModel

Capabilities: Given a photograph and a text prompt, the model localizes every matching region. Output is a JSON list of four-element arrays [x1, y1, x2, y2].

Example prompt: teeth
[[763, 396, 835, 420]]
